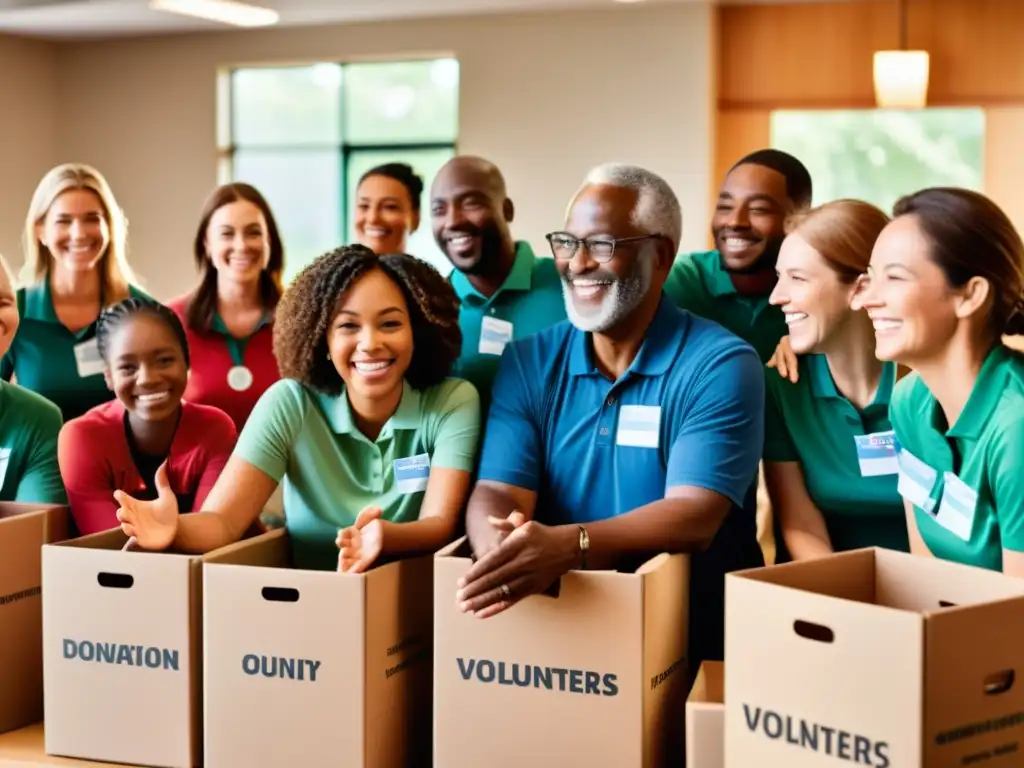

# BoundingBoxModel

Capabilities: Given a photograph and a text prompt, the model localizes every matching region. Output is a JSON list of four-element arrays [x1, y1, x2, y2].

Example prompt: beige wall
[[0, 34, 59, 271], [0, 4, 715, 302]]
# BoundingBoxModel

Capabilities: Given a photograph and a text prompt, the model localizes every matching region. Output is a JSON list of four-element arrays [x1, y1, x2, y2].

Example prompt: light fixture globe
[[873, 50, 930, 109]]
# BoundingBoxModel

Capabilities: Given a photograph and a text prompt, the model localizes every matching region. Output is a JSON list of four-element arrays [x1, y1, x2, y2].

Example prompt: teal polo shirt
[[450, 241, 566, 411], [890, 345, 1024, 572], [764, 355, 908, 562], [235, 376, 481, 571], [0, 281, 151, 422], [0, 381, 66, 504], [477, 296, 765, 664], [662, 250, 788, 363]]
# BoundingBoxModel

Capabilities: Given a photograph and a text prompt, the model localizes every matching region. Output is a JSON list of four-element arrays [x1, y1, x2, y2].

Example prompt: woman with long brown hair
[[860, 188, 1024, 575], [166, 183, 284, 430], [763, 199, 908, 562]]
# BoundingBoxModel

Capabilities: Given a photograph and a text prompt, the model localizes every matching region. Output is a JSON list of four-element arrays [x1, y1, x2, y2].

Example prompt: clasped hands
[[455, 512, 581, 619]]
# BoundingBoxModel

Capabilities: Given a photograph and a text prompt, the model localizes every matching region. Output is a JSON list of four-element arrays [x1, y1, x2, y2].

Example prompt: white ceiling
[[0, 0, 843, 40]]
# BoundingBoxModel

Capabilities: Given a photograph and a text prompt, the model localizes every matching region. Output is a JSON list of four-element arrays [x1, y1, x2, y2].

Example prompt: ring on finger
[[500, 583, 512, 600]]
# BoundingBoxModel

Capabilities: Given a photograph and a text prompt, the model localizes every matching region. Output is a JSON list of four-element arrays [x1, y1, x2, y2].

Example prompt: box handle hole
[[97, 572, 134, 589], [938, 600, 958, 608], [793, 619, 834, 644], [984, 670, 1014, 696], [261, 587, 299, 603]]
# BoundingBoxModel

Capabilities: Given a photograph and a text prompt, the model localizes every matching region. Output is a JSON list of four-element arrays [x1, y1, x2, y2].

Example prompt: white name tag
[[73, 338, 105, 378], [935, 472, 978, 542], [896, 448, 937, 513], [479, 316, 514, 356], [0, 447, 10, 488], [394, 454, 430, 495], [853, 430, 899, 477], [616, 405, 661, 449]]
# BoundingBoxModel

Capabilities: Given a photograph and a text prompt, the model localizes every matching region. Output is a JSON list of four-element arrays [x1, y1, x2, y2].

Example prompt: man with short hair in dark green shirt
[[663, 149, 813, 362], [431, 156, 566, 413]]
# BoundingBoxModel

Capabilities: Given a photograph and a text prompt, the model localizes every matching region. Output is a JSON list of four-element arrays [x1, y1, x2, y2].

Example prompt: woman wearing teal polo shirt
[[764, 199, 908, 562], [1, 163, 148, 421], [167, 183, 284, 430], [861, 188, 1024, 576], [113, 245, 481, 572], [0, 255, 65, 504]]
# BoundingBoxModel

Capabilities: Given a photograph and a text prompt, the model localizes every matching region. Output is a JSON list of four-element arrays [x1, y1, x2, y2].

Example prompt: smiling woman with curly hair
[[111, 244, 481, 572]]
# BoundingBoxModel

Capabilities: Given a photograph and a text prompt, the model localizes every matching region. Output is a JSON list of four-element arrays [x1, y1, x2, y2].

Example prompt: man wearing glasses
[[455, 163, 765, 666]]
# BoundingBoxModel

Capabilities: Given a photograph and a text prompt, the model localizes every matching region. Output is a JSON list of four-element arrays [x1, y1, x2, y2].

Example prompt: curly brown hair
[[273, 244, 462, 394]]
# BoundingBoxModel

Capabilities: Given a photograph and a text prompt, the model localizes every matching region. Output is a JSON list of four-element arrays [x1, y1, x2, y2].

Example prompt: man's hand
[[456, 520, 579, 619]]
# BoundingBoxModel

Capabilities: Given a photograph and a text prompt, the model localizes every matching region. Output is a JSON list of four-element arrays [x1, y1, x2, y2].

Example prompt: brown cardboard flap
[[53, 527, 126, 551], [873, 547, 1024, 613], [204, 528, 289, 567], [689, 662, 724, 707]]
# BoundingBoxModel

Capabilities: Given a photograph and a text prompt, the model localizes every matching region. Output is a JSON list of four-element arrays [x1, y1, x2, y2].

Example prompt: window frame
[[217, 58, 459, 270]]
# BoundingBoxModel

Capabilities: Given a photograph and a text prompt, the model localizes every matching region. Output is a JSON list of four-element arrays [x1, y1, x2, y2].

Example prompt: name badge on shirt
[[0, 447, 10, 488], [896, 448, 938, 513], [853, 430, 899, 477], [394, 454, 430, 495], [479, 316, 514, 356], [934, 472, 978, 542], [73, 338, 105, 378], [616, 405, 661, 449]]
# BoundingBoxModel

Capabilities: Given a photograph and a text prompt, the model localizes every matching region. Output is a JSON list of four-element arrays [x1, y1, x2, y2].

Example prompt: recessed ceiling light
[[613, 0, 647, 4], [149, 0, 279, 28]]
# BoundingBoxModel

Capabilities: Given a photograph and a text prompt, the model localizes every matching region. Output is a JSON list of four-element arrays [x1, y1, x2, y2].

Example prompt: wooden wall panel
[[719, 0, 1024, 110], [985, 107, 1024, 234]]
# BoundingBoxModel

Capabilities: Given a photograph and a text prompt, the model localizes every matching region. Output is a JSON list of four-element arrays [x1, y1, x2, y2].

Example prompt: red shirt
[[167, 294, 280, 430], [58, 399, 237, 536]]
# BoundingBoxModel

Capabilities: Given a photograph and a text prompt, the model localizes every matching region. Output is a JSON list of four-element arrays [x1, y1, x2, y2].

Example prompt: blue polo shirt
[[450, 241, 567, 412], [478, 295, 766, 663]]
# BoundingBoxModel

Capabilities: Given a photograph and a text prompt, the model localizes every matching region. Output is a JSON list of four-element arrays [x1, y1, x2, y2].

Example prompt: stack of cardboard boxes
[[3, 501, 1024, 767]]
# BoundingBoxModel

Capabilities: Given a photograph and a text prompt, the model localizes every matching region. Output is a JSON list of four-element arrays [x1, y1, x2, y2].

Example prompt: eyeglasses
[[545, 232, 662, 263]]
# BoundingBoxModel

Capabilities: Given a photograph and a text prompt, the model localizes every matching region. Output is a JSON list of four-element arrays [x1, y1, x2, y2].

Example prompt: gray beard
[[561, 254, 654, 333]]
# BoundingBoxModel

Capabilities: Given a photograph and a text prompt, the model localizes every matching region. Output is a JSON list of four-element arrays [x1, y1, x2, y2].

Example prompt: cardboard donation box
[[686, 661, 724, 768], [42, 528, 261, 768], [0, 503, 68, 734], [434, 538, 690, 768], [203, 528, 433, 768], [725, 547, 1024, 768]]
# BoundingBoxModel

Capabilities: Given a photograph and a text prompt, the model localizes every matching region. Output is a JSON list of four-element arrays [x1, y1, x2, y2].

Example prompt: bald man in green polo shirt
[[431, 156, 566, 414]]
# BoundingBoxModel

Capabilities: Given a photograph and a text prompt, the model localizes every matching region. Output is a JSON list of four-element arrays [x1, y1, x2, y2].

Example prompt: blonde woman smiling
[[1, 163, 148, 421]]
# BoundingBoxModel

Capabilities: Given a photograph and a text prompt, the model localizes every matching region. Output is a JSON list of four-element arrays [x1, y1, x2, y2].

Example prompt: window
[[220, 59, 459, 282], [770, 108, 985, 214]]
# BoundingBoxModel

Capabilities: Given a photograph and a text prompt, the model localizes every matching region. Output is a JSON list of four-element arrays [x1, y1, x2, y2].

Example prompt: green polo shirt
[[450, 241, 566, 412], [0, 281, 151, 422], [663, 250, 788, 362], [235, 376, 481, 571], [0, 381, 66, 504], [764, 355, 908, 562], [890, 345, 1024, 572]]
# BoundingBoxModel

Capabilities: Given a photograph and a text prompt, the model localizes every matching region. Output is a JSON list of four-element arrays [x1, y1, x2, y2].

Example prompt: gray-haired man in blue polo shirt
[[455, 163, 766, 665]]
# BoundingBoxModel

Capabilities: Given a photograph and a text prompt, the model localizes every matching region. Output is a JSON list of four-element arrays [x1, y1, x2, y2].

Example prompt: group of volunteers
[[3, 144, 1024, 672]]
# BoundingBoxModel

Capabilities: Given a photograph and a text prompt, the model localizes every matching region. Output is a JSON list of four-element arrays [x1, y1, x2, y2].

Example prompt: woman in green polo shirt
[[0, 255, 66, 504], [112, 245, 481, 572], [763, 199, 908, 563], [1, 163, 148, 421], [860, 188, 1024, 576]]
